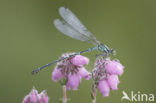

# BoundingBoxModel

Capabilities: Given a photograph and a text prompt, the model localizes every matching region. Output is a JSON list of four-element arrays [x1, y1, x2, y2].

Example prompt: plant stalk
[[92, 86, 97, 103], [63, 85, 67, 103]]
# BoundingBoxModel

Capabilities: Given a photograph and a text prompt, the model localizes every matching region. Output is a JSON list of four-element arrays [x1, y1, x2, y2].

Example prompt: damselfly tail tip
[[31, 68, 39, 75]]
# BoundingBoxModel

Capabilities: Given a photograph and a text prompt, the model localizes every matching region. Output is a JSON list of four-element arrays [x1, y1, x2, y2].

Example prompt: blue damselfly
[[31, 7, 115, 75]]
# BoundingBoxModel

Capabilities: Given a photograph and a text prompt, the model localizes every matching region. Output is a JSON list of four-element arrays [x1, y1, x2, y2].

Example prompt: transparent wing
[[59, 7, 100, 45], [54, 19, 98, 45]]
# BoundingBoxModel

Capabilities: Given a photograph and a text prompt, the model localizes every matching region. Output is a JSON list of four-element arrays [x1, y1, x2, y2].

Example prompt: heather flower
[[93, 57, 124, 97], [52, 67, 62, 82], [98, 80, 110, 97], [78, 67, 91, 80], [52, 53, 91, 90], [71, 55, 89, 66], [107, 74, 120, 90], [23, 88, 49, 103], [66, 73, 81, 90], [105, 58, 124, 75]]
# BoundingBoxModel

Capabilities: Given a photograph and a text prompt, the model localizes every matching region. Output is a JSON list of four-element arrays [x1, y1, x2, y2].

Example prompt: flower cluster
[[93, 57, 124, 97], [52, 53, 91, 90], [23, 88, 49, 103], [23, 53, 125, 103]]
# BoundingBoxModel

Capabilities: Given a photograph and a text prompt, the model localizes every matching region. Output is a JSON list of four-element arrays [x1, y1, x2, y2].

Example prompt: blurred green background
[[0, 0, 156, 103]]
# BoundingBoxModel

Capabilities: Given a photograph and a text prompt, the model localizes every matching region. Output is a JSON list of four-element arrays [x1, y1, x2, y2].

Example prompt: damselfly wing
[[54, 7, 100, 45]]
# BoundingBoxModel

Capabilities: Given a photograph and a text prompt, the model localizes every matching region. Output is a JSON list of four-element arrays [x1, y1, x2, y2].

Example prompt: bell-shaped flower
[[23, 88, 49, 103], [98, 80, 110, 97], [52, 68, 63, 82], [105, 58, 124, 76], [107, 74, 120, 90], [52, 53, 91, 90], [78, 67, 91, 80], [71, 55, 89, 66], [66, 73, 81, 90]]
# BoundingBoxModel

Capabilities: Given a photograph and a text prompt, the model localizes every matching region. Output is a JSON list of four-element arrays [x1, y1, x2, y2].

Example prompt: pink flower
[[52, 68, 62, 82], [107, 74, 120, 90], [93, 57, 124, 97], [66, 73, 81, 90], [71, 55, 89, 66], [98, 80, 110, 97], [29, 89, 38, 102], [52, 53, 91, 90], [105, 58, 124, 76], [38, 91, 49, 103], [78, 67, 91, 80], [23, 88, 49, 103]]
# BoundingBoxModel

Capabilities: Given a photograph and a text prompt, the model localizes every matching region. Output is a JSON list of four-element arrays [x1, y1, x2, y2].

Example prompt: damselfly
[[31, 7, 116, 75]]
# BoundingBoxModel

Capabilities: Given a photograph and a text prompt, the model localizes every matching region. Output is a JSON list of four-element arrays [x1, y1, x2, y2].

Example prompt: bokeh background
[[0, 0, 156, 103]]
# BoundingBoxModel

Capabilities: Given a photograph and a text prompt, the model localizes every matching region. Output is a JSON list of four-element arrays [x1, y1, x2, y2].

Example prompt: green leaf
[[91, 92, 94, 100], [59, 99, 63, 103], [92, 73, 94, 80]]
